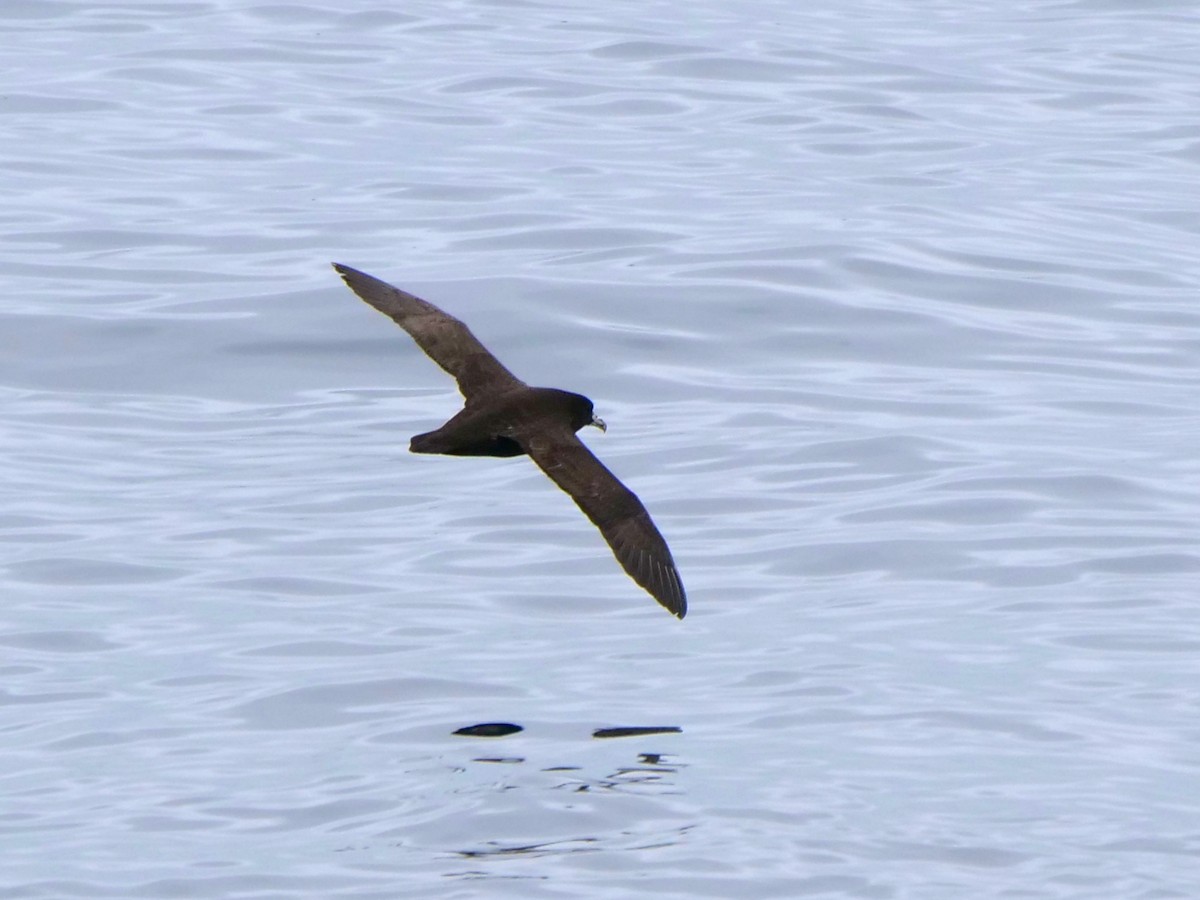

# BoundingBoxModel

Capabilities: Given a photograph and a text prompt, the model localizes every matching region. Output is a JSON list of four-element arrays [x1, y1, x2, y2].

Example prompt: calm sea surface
[[4, 1, 1199, 897]]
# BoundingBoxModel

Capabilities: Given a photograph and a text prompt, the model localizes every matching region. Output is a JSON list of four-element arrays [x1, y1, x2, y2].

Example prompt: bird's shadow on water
[[452, 722, 682, 740], [442, 722, 690, 865], [452, 722, 685, 793], [330, 722, 692, 875]]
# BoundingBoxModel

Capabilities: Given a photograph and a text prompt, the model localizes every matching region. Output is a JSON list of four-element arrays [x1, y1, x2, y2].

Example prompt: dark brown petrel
[[333, 263, 687, 619]]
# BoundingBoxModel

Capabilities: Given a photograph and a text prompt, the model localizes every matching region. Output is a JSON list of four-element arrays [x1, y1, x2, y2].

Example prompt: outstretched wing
[[333, 263, 525, 401], [515, 426, 686, 619]]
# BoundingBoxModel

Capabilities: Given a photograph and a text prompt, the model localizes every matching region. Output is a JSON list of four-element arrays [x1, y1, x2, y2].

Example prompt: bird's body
[[410, 387, 590, 458], [333, 263, 687, 619]]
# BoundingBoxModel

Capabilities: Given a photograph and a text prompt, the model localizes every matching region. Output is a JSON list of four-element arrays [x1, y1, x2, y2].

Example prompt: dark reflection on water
[[456, 837, 602, 860], [453, 722, 683, 739], [453, 724, 684, 786], [453, 722, 524, 737], [593, 725, 682, 739]]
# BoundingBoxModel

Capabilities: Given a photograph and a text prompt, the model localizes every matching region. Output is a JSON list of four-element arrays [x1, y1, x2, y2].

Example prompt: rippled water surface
[[4, 1, 1200, 897]]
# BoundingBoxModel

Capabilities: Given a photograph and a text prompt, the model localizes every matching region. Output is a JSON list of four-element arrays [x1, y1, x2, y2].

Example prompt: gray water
[[4, 1, 1199, 897]]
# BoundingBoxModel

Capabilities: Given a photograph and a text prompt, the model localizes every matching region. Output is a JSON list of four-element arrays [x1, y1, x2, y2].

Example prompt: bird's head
[[563, 391, 606, 434]]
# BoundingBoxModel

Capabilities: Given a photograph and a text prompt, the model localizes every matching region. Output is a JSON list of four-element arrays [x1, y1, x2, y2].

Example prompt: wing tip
[[331, 261, 361, 283], [655, 566, 687, 619], [656, 595, 686, 619]]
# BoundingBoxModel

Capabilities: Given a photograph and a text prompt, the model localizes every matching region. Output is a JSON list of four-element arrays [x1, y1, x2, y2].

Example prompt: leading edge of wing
[[332, 263, 524, 400]]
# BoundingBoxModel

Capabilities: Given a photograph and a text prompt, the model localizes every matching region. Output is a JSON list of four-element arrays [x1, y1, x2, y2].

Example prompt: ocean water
[[3, 1, 1199, 897]]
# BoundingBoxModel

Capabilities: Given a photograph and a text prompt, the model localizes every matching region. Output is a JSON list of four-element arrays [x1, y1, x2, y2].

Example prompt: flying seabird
[[333, 263, 687, 619]]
